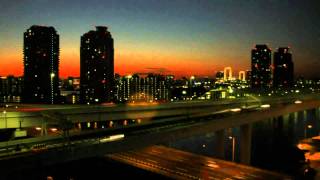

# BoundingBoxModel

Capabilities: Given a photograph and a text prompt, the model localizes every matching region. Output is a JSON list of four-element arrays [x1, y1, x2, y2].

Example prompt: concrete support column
[[288, 113, 295, 138], [307, 109, 316, 123], [214, 130, 225, 159], [41, 120, 47, 136], [240, 124, 252, 165], [297, 111, 304, 121]]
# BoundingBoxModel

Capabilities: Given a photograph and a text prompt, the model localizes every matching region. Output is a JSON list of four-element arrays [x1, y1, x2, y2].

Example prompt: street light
[[3, 110, 6, 129], [3, 110, 8, 150], [229, 136, 236, 162], [50, 73, 55, 104]]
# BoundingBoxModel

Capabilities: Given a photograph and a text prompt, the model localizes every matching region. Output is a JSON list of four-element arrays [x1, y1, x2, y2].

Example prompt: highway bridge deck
[[107, 145, 292, 180]]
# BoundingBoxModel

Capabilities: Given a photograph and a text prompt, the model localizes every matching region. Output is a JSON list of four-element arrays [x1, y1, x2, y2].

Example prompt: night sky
[[0, 0, 319, 78]]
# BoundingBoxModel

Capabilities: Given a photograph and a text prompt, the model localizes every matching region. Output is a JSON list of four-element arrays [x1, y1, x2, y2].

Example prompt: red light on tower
[[102, 52, 106, 59], [270, 65, 274, 69]]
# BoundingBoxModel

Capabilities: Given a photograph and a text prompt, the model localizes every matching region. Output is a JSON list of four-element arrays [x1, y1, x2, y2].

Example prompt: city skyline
[[0, 0, 320, 78], [1, 1, 320, 179]]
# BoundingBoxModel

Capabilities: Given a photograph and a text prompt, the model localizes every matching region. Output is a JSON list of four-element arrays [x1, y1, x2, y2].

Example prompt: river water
[[166, 108, 320, 178]]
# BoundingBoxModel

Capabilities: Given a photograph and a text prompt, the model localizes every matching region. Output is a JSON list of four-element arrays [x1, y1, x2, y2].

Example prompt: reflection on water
[[166, 108, 320, 179]]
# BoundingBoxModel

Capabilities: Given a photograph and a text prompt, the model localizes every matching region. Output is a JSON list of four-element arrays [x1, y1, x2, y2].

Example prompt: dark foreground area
[[5, 157, 170, 180]]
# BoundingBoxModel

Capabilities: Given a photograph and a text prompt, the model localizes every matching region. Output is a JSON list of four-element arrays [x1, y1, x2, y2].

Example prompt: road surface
[[106, 145, 292, 180]]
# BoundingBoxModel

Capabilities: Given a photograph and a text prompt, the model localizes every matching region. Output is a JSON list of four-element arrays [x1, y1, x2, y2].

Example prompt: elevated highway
[[107, 145, 292, 179], [0, 95, 320, 178], [0, 94, 317, 129]]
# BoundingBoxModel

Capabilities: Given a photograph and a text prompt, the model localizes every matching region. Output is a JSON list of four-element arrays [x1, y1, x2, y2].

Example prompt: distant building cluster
[[251, 44, 294, 91], [115, 74, 169, 103], [0, 26, 316, 104]]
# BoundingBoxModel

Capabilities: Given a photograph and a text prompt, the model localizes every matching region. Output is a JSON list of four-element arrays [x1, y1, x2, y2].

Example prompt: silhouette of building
[[80, 26, 114, 104], [246, 70, 251, 81], [0, 76, 23, 103], [251, 44, 272, 90], [273, 47, 294, 88], [23, 25, 60, 104], [215, 71, 224, 81]]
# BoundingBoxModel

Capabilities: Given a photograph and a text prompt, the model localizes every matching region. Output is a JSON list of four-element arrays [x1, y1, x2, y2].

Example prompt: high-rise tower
[[273, 47, 294, 88], [23, 25, 60, 104], [251, 44, 272, 90], [80, 26, 114, 104]]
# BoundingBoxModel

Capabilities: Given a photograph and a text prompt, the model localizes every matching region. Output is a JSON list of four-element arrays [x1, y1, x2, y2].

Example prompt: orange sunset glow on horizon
[[0, 39, 250, 78], [1, 0, 319, 79]]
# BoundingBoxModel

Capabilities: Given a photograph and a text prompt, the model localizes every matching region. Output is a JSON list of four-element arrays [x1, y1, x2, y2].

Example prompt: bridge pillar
[[297, 111, 304, 121], [288, 113, 295, 138], [41, 120, 47, 136], [296, 111, 305, 138], [214, 130, 225, 159], [240, 124, 252, 165]]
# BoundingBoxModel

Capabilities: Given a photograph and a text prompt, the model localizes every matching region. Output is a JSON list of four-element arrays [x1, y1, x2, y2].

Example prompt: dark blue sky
[[0, 0, 319, 77]]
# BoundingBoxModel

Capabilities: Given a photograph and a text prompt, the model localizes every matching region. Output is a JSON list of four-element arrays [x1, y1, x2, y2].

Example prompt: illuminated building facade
[[273, 47, 294, 88], [224, 67, 233, 81], [251, 44, 272, 90], [23, 25, 60, 104], [80, 26, 114, 104], [238, 71, 246, 81], [60, 77, 80, 104], [115, 74, 169, 102]]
